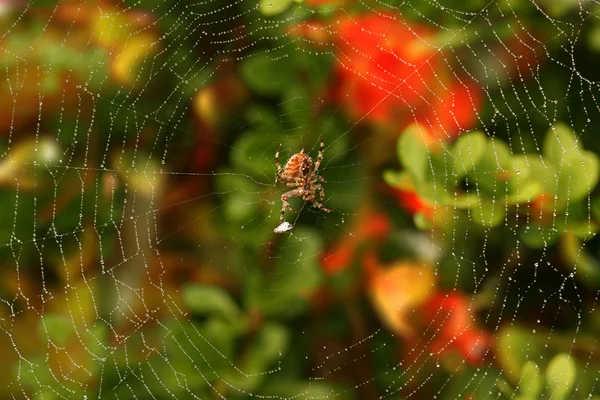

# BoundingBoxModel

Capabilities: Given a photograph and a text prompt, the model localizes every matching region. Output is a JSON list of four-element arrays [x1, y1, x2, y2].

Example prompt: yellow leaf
[[111, 33, 158, 86], [368, 261, 436, 337]]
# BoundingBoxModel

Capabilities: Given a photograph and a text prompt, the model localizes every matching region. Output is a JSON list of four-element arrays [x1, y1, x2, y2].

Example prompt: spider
[[275, 139, 332, 224]]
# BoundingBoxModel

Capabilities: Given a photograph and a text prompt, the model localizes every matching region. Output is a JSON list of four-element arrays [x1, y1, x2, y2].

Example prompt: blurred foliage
[[1, 0, 600, 398]]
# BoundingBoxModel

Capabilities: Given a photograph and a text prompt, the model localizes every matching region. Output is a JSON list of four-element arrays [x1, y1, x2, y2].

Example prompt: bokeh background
[[1, 0, 600, 398]]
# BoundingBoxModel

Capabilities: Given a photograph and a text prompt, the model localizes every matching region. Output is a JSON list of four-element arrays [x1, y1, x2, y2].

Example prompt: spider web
[[1, 0, 600, 399]]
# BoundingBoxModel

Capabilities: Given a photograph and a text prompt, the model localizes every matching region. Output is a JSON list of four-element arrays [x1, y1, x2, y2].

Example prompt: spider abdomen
[[284, 152, 313, 178]]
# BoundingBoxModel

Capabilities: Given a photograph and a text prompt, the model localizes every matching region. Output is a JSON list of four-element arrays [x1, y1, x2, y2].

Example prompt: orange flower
[[288, 21, 331, 45], [365, 256, 490, 364]]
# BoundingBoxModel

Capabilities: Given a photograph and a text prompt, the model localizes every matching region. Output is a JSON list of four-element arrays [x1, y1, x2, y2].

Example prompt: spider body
[[284, 152, 312, 180], [276, 139, 332, 224]]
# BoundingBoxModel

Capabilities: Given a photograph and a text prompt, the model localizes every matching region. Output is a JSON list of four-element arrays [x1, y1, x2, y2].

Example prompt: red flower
[[321, 239, 355, 275], [416, 82, 483, 140], [455, 329, 492, 366], [391, 187, 435, 220], [320, 210, 391, 275], [332, 13, 482, 140], [422, 292, 472, 336], [361, 212, 392, 239], [420, 292, 491, 365], [334, 14, 435, 122], [529, 191, 554, 222]]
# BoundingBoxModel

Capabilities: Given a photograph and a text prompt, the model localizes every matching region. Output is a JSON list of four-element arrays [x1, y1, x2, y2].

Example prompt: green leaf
[[528, 157, 557, 197], [317, 112, 350, 160], [231, 131, 280, 177], [383, 170, 413, 190], [474, 138, 512, 194], [452, 131, 487, 176], [85, 322, 111, 362], [182, 285, 243, 327], [560, 151, 599, 201], [414, 213, 432, 230], [33, 389, 63, 400], [298, 51, 334, 91], [281, 85, 311, 128], [161, 319, 236, 390], [506, 181, 543, 205], [258, 0, 294, 16], [451, 193, 480, 209], [593, 197, 600, 221], [246, 227, 323, 317], [521, 225, 560, 249], [30, 0, 61, 6], [240, 53, 293, 95], [487, 138, 513, 167], [510, 155, 533, 180], [226, 322, 289, 391], [254, 322, 289, 362], [245, 104, 280, 128], [543, 123, 580, 164], [398, 124, 431, 182], [216, 171, 261, 222], [519, 361, 542, 397], [589, 24, 600, 52], [506, 155, 543, 200], [472, 200, 505, 227], [263, 380, 342, 399], [443, 366, 505, 400], [496, 378, 515, 398], [496, 326, 544, 382], [546, 353, 576, 400], [558, 233, 600, 288], [415, 180, 447, 204], [561, 220, 597, 240], [38, 314, 74, 347]]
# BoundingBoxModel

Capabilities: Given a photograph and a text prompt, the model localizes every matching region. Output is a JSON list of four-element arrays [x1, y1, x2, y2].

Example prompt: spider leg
[[278, 173, 302, 187], [280, 189, 300, 223], [275, 141, 283, 183], [313, 138, 325, 174], [314, 184, 325, 202], [312, 200, 333, 214], [280, 174, 301, 182], [279, 176, 302, 188], [305, 185, 332, 214]]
